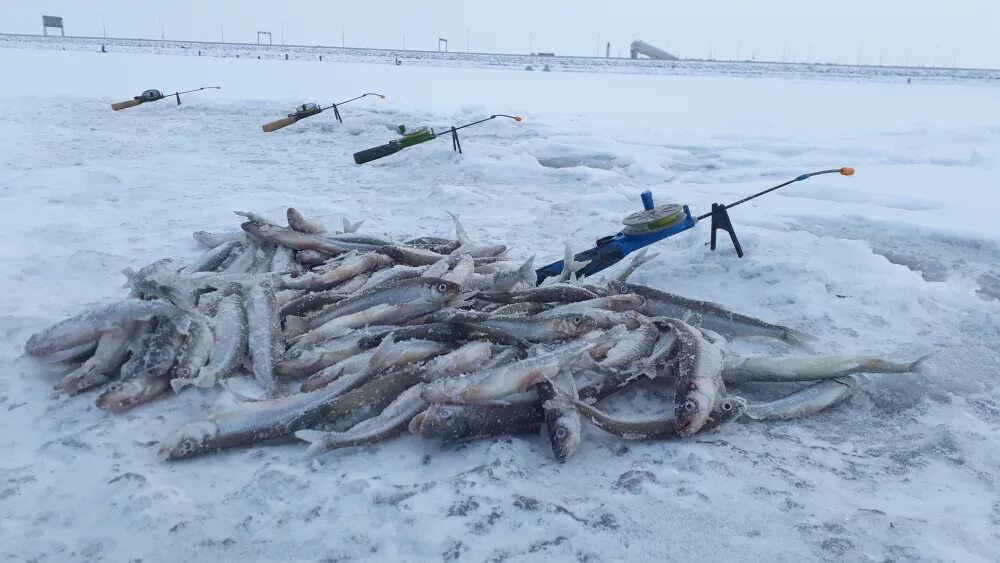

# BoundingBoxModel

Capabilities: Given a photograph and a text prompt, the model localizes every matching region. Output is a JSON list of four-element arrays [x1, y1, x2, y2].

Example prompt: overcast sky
[[2, 0, 998, 68]]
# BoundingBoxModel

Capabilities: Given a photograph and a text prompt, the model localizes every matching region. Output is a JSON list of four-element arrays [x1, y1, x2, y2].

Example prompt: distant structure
[[42, 15, 65, 36], [606, 42, 611, 58], [629, 40, 678, 61], [438, 38, 448, 52], [257, 31, 272, 45]]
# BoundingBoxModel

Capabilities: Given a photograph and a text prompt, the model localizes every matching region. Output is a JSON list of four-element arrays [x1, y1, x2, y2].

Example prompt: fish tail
[[908, 350, 938, 374], [295, 430, 331, 460], [169, 378, 191, 394]]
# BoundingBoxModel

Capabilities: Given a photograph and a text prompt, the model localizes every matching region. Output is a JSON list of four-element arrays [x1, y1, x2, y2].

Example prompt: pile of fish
[[24, 208, 931, 463]]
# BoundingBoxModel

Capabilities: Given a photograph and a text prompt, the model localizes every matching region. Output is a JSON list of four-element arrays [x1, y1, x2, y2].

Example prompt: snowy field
[[1, 44, 999, 562]]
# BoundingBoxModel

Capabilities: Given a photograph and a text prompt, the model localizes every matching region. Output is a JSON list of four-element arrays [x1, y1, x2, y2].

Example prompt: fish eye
[[619, 285, 629, 294], [108, 383, 123, 392], [683, 400, 697, 412], [439, 409, 453, 420], [572, 316, 582, 324], [721, 401, 733, 412], [437, 283, 448, 293], [180, 438, 197, 454], [555, 427, 567, 439]]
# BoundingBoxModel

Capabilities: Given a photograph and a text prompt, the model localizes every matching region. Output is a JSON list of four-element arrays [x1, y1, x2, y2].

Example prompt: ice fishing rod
[[535, 166, 855, 285], [353, 114, 522, 164], [111, 86, 221, 111], [261, 93, 386, 132]]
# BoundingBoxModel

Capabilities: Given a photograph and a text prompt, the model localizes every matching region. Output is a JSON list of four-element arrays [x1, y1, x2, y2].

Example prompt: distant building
[[629, 40, 679, 61]]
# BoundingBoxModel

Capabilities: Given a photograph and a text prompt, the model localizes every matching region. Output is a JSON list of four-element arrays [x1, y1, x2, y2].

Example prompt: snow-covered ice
[[1, 41, 999, 562]]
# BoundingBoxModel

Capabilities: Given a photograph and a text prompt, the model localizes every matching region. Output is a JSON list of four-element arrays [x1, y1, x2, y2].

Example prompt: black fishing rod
[[261, 92, 386, 132], [535, 166, 855, 284], [695, 167, 854, 220], [353, 114, 522, 164], [111, 86, 221, 111]]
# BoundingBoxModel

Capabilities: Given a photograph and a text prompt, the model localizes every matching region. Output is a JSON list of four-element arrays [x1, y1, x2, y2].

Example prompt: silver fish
[[168, 318, 214, 393], [420, 336, 603, 404], [464, 257, 536, 292], [552, 394, 747, 439], [300, 349, 376, 392], [296, 249, 335, 265], [598, 317, 660, 371], [282, 253, 391, 291], [181, 241, 241, 275], [421, 341, 493, 382], [270, 246, 302, 275], [431, 311, 597, 343], [306, 278, 462, 330], [221, 241, 259, 274], [97, 318, 185, 412], [296, 384, 426, 459], [55, 324, 133, 395], [193, 230, 246, 248], [357, 264, 428, 293], [160, 381, 361, 459], [242, 222, 370, 254], [415, 402, 544, 441], [377, 244, 448, 267], [287, 208, 326, 234], [293, 295, 460, 350], [609, 282, 813, 348], [243, 281, 283, 396], [536, 371, 581, 463], [745, 377, 857, 421], [25, 299, 189, 358], [234, 210, 281, 227], [658, 317, 726, 436], [191, 294, 247, 388], [275, 326, 391, 379], [475, 284, 599, 304], [723, 353, 933, 383]]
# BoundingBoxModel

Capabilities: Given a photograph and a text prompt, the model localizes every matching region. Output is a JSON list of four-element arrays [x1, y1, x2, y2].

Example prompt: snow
[[2, 39, 999, 562]]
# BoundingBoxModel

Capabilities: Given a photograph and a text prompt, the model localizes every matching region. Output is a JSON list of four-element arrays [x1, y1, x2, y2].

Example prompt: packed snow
[[1, 40, 999, 562]]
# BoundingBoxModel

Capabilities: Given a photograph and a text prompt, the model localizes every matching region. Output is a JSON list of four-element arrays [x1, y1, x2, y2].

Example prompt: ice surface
[[1, 39, 999, 562]]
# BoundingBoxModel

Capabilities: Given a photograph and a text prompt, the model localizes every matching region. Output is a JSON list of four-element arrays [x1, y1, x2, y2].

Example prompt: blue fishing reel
[[535, 191, 697, 285]]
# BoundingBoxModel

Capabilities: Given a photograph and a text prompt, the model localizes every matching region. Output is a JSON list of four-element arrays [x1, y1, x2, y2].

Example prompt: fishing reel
[[398, 125, 435, 142], [291, 103, 323, 119], [137, 89, 165, 102], [621, 202, 688, 235]]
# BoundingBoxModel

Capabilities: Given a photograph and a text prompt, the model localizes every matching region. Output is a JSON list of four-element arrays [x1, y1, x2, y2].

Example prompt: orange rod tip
[[380, 95, 386, 99], [840, 166, 855, 176], [514, 116, 523, 122]]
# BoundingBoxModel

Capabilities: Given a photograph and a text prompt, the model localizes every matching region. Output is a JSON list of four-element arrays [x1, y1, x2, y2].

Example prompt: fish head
[[417, 404, 471, 440], [606, 281, 636, 296], [96, 380, 151, 413], [674, 384, 714, 436], [552, 314, 598, 339], [159, 421, 221, 460], [711, 396, 747, 426], [423, 279, 463, 303], [547, 413, 582, 463]]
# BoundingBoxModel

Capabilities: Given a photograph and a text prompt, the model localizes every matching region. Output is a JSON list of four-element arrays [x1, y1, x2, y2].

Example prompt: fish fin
[[908, 350, 938, 374], [369, 334, 396, 371], [446, 210, 472, 246], [342, 218, 364, 233], [283, 316, 309, 339], [782, 328, 817, 351], [518, 256, 536, 286], [681, 311, 703, 327], [220, 380, 265, 403]]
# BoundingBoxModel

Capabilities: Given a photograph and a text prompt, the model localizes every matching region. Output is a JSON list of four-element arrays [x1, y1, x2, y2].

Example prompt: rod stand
[[450, 127, 462, 154], [175, 92, 182, 105], [708, 203, 743, 258], [332, 103, 343, 123]]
